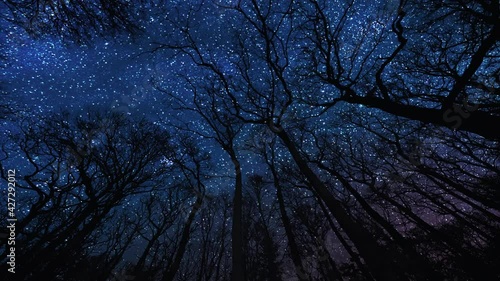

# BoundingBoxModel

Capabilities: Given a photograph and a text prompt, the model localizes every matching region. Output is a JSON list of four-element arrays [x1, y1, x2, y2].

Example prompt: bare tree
[[0, 110, 175, 280], [153, 28, 247, 278], [1, 0, 148, 43], [300, 0, 500, 139]]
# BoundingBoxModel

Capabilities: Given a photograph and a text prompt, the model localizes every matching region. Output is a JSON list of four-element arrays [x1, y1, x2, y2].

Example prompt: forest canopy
[[0, 0, 499, 280]]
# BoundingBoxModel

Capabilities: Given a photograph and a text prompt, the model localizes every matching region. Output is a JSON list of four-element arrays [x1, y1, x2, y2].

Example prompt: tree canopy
[[1, 0, 499, 280]]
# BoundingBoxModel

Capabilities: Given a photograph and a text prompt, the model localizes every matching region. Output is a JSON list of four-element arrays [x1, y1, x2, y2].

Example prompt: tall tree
[[0, 110, 176, 280]]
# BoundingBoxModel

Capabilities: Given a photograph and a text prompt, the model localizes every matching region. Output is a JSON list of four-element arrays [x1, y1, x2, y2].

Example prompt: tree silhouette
[[1, 0, 499, 280], [152, 0, 499, 280], [0, 110, 176, 280], [1, 0, 145, 43]]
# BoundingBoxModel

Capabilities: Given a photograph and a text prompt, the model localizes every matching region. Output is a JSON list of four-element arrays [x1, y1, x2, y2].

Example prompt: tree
[[153, 39, 247, 279], [158, 1, 418, 279], [242, 174, 282, 281], [161, 134, 213, 281], [0, 0, 147, 43], [154, 0, 499, 279], [1, 0, 499, 280], [0, 109, 175, 280], [301, 0, 500, 139]]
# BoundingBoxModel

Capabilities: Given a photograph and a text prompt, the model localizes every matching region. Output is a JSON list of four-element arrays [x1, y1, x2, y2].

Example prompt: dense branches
[[1, 0, 499, 280], [0, 0, 145, 43]]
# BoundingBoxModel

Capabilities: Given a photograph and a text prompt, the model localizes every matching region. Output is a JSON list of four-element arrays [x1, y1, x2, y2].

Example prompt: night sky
[[0, 1, 499, 281]]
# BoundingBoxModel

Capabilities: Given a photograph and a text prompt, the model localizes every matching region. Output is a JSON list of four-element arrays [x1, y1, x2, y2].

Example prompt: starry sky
[[2, 0, 494, 225], [0, 0, 401, 263], [3, 23, 163, 118], [0, 1, 286, 212], [0, 0, 462, 216], [1, 0, 389, 119], [1, 1, 498, 280]]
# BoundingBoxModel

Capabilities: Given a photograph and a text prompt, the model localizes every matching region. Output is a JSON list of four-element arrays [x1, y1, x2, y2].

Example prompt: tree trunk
[[229, 152, 245, 281], [270, 164, 310, 281], [275, 126, 403, 281], [162, 196, 203, 281]]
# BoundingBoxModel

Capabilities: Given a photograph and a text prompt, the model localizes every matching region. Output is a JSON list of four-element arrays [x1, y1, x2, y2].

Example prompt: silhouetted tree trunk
[[162, 196, 203, 281], [264, 146, 309, 281], [316, 198, 373, 280], [273, 125, 403, 281], [229, 151, 245, 281]]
